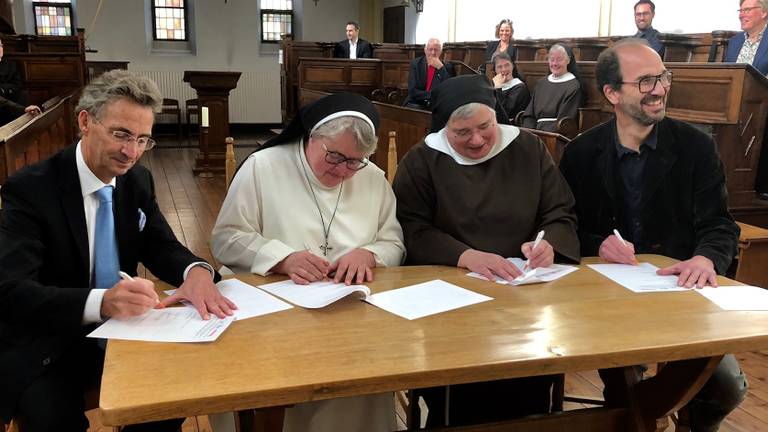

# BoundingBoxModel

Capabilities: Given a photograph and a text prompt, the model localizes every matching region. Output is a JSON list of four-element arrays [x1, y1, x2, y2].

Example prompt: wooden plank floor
[[82, 147, 768, 431]]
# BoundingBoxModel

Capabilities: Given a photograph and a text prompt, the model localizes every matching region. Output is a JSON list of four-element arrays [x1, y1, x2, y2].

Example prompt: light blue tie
[[93, 186, 120, 289]]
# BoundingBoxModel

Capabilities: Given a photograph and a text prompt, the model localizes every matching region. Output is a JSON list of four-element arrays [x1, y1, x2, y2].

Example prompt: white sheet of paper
[[466, 257, 578, 285], [165, 279, 293, 320], [697, 286, 768, 310], [87, 307, 234, 343], [257, 279, 371, 308], [587, 262, 688, 293], [364, 279, 493, 320]]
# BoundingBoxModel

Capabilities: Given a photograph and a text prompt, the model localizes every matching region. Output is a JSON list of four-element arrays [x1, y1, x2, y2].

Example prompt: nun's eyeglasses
[[322, 142, 369, 170]]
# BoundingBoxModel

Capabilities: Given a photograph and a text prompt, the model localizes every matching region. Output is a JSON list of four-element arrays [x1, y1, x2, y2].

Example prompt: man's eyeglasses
[[621, 71, 673, 94], [90, 114, 156, 151], [738, 6, 762, 13], [321, 142, 368, 171], [634, 11, 652, 17]]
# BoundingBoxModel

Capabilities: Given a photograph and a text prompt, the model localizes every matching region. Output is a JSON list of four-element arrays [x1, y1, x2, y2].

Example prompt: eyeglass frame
[[89, 113, 157, 151], [620, 70, 673, 94], [737, 6, 763, 14], [321, 142, 369, 171]]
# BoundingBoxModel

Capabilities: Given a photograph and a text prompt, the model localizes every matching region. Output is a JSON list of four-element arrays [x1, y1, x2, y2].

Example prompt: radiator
[[135, 70, 281, 124]]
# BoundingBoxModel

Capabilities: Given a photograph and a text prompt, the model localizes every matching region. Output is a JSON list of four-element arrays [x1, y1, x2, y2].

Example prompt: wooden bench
[[735, 221, 768, 288]]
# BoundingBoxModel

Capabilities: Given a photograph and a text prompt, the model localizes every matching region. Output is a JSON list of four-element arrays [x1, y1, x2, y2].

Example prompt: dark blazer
[[405, 56, 455, 109], [0, 144, 216, 422], [0, 59, 25, 105], [0, 94, 25, 125], [479, 40, 517, 74], [559, 117, 739, 274], [634, 27, 666, 59], [725, 30, 768, 75], [333, 38, 373, 59]]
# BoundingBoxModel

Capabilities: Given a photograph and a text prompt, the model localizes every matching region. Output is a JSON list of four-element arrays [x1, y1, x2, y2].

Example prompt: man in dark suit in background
[[632, 0, 665, 59], [404, 38, 455, 110], [333, 21, 373, 59], [0, 70, 236, 432]]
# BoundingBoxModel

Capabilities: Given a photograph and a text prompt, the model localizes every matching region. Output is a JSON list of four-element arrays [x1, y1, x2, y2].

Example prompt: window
[[260, 0, 293, 44], [152, 0, 188, 41], [33, 0, 74, 36]]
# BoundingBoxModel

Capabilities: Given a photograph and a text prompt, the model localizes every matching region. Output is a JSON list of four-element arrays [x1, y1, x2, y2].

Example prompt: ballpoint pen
[[523, 230, 545, 270]]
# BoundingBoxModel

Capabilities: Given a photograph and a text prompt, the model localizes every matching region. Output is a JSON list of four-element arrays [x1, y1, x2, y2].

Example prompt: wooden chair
[[519, 127, 570, 165], [515, 111, 578, 140], [386, 131, 397, 185], [733, 221, 768, 288], [158, 98, 182, 139], [185, 98, 199, 136]]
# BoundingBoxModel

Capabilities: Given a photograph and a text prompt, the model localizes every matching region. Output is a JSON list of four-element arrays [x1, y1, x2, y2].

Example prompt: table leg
[[235, 407, 285, 432]]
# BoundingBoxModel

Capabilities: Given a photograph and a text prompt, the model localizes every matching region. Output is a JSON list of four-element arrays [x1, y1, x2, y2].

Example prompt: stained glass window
[[260, 0, 293, 43], [33, 1, 74, 36], [152, 0, 188, 41]]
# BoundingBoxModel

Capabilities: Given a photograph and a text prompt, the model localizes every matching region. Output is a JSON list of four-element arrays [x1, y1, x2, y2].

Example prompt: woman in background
[[479, 19, 516, 74]]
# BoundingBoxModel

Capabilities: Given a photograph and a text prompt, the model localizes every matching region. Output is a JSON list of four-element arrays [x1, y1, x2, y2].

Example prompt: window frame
[[151, 0, 190, 42], [32, 1, 75, 37], [260, 8, 293, 44]]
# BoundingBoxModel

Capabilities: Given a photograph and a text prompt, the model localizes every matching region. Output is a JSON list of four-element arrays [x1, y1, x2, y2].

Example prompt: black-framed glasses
[[90, 114, 156, 151], [738, 6, 762, 13], [321, 142, 369, 171], [621, 71, 673, 94]]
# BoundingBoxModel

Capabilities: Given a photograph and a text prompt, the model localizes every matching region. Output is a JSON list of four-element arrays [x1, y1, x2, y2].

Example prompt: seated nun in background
[[491, 52, 531, 121], [392, 74, 579, 427], [521, 43, 585, 132], [209, 92, 405, 432]]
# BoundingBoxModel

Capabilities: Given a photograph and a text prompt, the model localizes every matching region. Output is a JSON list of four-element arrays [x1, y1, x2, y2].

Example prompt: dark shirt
[[613, 124, 658, 246], [634, 27, 665, 58]]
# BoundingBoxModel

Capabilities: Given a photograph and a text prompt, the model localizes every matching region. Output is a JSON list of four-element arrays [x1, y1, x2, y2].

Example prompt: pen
[[613, 229, 628, 247], [119, 271, 162, 306], [524, 230, 545, 270]]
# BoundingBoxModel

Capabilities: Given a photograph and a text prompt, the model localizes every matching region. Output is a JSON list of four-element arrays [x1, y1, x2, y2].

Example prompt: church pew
[[3, 30, 87, 106], [0, 93, 76, 184]]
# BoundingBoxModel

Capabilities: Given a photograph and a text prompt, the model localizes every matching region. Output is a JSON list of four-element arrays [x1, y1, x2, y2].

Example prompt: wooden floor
[[83, 147, 768, 431]]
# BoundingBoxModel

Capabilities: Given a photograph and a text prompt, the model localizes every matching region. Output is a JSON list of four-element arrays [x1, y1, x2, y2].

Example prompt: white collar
[[500, 77, 524, 91], [424, 124, 520, 165], [76, 140, 116, 198], [548, 72, 576, 83], [349, 39, 358, 46]]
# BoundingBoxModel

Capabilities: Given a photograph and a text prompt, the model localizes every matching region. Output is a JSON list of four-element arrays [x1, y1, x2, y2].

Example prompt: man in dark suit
[[333, 21, 373, 59], [632, 0, 665, 59], [404, 38, 455, 110], [559, 38, 746, 432], [0, 70, 236, 432]]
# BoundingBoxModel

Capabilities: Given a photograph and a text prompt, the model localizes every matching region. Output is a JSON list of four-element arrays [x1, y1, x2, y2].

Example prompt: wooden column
[[183, 71, 241, 175]]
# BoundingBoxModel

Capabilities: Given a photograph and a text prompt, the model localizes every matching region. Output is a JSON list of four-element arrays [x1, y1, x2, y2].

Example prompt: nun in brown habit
[[392, 74, 580, 426]]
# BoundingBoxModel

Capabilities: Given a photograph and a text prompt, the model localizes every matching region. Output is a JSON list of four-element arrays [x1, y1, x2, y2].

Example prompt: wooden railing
[[0, 93, 76, 184]]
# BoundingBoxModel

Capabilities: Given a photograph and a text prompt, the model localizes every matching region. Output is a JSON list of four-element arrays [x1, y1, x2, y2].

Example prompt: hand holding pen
[[100, 271, 160, 319], [521, 230, 554, 270], [598, 229, 639, 265]]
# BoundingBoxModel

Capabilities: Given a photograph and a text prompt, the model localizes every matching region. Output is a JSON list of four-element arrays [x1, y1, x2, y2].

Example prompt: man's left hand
[[427, 56, 444, 70], [158, 266, 237, 319], [657, 255, 717, 288], [329, 248, 376, 285]]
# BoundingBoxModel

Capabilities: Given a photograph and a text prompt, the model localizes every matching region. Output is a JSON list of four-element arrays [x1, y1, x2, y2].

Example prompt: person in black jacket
[[404, 38, 455, 110], [479, 18, 517, 74], [559, 38, 746, 432], [0, 70, 235, 432], [491, 52, 530, 121], [333, 21, 373, 59], [0, 38, 27, 105]]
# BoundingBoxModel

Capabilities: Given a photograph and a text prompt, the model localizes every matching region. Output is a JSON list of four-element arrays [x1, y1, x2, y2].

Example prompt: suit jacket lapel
[[640, 120, 677, 210], [113, 175, 133, 271], [57, 145, 89, 279], [597, 120, 618, 202]]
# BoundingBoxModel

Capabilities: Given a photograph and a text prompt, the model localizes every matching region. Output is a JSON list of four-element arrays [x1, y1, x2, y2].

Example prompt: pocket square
[[138, 208, 146, 232]]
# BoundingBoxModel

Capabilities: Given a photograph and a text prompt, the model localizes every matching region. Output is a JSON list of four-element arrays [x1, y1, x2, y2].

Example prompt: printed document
[[467, 257, 578, 285], [697, 285, 768, 310], [87, 307, 234, 343], [258, 279, 371, 308], [364, 279, 493, 320], [587, 262, 688, 293], [165, 278, 293, 320]]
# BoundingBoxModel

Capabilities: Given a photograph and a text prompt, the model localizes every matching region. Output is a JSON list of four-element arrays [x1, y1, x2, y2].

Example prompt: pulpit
[[183, 71, 241, 174]]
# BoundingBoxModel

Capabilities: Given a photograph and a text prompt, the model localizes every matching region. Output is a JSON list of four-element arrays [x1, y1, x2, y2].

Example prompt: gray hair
[[448, 102, 496, 124], [310, 116, 378, 156], [740, 0, 768, 10], [425, 38, 442, 51], [548, 44, 570, 61], [76, 70, 163, 119]]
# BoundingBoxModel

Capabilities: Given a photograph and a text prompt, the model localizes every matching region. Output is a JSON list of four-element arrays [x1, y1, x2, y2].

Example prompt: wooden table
[[99, 255, 768, 431]]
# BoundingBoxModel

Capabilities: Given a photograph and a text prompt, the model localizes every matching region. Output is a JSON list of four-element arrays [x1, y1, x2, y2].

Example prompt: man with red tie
[[404, 38, 455, 110]]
